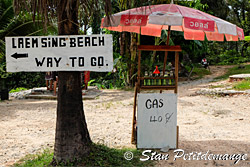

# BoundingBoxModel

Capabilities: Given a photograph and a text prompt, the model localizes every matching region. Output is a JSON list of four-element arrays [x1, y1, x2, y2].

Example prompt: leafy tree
[[201, 0, 229, 19], [200, 0, 249, 65], [0, 0, 57, 89]]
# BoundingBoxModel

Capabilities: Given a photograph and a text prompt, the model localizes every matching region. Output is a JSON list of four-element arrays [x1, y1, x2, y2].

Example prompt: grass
[[79, 144, 153, 167], [215, 64, 250, 80], [102, 101, 114, 109], [233, 79, 250, 90], [14, 149, 53, 167], [209, 84, 225, 89], [9, 87, 28, 93], [14, 144, 154, 167], [121, 86, 134, 91], [191, 68, 211, 79]]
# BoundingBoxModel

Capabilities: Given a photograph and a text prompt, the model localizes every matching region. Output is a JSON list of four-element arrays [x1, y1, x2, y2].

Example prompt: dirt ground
[[0, 65, 249, 166]]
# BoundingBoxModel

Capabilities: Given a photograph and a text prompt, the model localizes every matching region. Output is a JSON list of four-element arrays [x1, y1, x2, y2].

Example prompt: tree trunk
[[125, 33, 131, 86], [130, 33, 137, 86], [52, 0, 91, 164], [120, 32, 131, 86], [120, 32, 125, 57]]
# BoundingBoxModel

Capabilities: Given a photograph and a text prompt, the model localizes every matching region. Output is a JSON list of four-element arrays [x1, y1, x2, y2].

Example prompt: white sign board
[[137, 93, 177, 149], [5, 35, 113, 72]]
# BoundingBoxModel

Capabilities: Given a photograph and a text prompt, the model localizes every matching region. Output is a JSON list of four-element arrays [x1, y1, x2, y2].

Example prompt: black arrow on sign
[[11, 52, 28, 59]]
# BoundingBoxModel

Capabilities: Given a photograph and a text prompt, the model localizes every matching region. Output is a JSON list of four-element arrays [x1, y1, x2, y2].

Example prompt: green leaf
[[245, 36, 250, 42]]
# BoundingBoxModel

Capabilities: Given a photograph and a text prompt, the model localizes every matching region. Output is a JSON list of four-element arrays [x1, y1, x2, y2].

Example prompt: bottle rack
[[131, 45, 181, 144], [141, 75, 175, 87], [137, 45, 180, 91]]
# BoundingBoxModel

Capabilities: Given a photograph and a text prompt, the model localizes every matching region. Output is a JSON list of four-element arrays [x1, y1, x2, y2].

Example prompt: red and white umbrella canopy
[[101, 4, 244, 41]]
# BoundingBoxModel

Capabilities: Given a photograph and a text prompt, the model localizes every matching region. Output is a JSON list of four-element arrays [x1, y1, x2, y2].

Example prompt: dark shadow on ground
[[155, 139, 250, 167]]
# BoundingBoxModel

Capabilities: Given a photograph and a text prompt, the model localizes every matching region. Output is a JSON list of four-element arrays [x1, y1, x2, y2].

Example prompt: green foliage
[[0, 0, 57, 90], [245, 36, 250, 42], [182, 0, 208, 11], [4, 72, 46, 90], [89, 53, 128, 89], [14, 149, 53, 167], [233, 79, 250, 90], [181, 40, 208, 63], [215, 65, 250, 80], [14, 144, 154, 167], [88, 28, 127, 89], [201, 0, 229, 19], [80, 144, 153, 167], [9, 87, 27, 93], [191, 67, 211, 79], [213, 49, 250, 65], [89, 80, 107, 89]]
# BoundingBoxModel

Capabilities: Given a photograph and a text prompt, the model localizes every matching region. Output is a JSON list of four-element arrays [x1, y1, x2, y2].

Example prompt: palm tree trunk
[[52, 0, 91, 164], [130, 33, 137, 86]]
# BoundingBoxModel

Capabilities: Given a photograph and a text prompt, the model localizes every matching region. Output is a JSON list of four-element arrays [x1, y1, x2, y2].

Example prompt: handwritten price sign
[[137, 93, 177, 149]]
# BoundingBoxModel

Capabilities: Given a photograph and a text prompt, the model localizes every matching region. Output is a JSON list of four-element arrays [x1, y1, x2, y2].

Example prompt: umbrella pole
[[161, 26, 171, 93], [163, 26, 171, 73]]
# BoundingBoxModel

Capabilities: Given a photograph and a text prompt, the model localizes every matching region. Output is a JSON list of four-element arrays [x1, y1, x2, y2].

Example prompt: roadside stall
[[101, 3, 244, 149]]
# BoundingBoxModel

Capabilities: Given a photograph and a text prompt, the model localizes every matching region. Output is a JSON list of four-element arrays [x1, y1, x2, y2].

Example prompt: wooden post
[[163, 51, 169, 75], [161, 51, 168, 94], [175, 52, 179, 94], [131, 50, 142, 144], [161, 26, 171, 94], [176, 125, 179, 148], [131, 83, 138, 143], [162, 26, 171, 76], [138, 50, 141, 86]]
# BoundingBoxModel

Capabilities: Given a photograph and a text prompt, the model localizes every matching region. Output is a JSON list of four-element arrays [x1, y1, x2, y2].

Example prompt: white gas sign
[[137, 93, 177, 149]]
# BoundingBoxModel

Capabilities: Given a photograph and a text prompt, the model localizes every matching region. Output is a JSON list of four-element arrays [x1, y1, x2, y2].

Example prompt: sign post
[[5, 34, 113, 72], [137, 93, 177, 149]]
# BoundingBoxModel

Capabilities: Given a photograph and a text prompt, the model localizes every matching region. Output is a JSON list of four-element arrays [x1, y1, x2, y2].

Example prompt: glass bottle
[[159, 71, 163, 85], [168, 71, 172, 85], [153, 73, 158, 86], [144, 71, 148, 86], [163, 71, 168, 86], [172, 70, 175, 85], [149, 71, 153, 86]]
